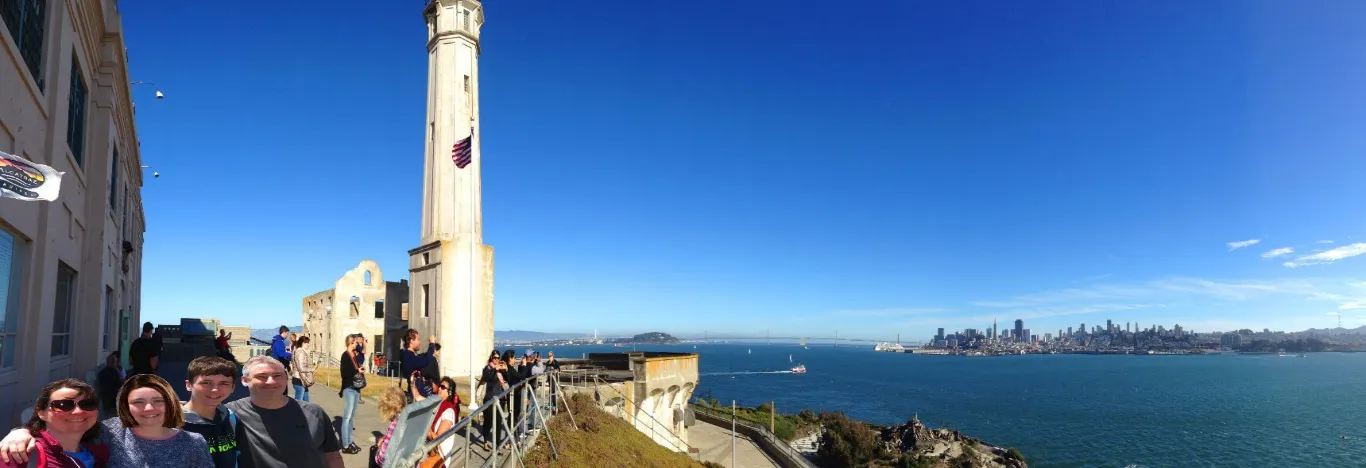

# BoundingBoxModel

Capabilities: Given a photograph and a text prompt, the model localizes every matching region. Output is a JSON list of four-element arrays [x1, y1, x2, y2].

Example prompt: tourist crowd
[[0, 323, 562, 468]]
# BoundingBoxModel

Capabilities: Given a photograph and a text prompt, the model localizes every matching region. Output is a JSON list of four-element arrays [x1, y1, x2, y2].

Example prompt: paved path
[[690, 420, 781, 468]]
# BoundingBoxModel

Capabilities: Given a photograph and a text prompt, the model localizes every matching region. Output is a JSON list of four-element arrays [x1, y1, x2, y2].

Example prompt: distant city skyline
[[124, 2, 1366, 337]]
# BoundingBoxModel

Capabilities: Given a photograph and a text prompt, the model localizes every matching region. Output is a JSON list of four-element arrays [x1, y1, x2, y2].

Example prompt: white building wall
[[0, 0, 147, 424]]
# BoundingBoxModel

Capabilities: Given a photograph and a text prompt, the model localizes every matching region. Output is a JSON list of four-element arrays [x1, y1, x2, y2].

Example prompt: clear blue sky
[[123, 1, 1366, 340]]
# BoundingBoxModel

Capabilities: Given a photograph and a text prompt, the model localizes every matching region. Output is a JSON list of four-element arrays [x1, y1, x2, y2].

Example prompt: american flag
[[451, 129, 473, 168]]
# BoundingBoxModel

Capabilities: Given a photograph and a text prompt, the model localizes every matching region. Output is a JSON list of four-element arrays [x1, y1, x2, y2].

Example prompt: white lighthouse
[[408, 0, 493, 398]]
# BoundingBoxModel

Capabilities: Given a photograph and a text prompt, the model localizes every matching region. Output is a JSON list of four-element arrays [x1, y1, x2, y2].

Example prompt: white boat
[[875, 342, 906, 352], [790, 364, 806, 373]]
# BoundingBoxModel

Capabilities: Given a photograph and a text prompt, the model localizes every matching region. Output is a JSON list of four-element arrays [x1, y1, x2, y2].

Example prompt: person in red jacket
[[3, 379, 108, 468]]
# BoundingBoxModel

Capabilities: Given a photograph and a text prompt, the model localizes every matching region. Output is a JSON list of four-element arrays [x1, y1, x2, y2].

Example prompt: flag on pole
[[0, 150, 64, 201], [451, 128, 473, 169]]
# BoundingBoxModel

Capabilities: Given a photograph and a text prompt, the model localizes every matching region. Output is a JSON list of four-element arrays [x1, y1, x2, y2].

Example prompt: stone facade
[[300, 260, 409, 366], [0, 0, 147, 424], [407, 0, 494, 391], [562, 352, 699, 451]]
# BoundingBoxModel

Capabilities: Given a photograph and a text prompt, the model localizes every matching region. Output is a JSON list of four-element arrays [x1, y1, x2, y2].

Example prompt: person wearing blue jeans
[[338, 335, 365, 454], [290, 336, 314, 402]]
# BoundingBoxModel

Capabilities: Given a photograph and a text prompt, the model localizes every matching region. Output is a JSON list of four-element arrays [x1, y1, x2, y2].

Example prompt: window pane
[[52, 263, 75, 357], [0, 229, 13, 333], [109, 149, 118, 209], [0, 229, 16, 368], [66, 56, 87, 165]]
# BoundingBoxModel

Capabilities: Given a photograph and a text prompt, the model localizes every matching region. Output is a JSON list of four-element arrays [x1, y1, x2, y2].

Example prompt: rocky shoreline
[[874, 416, 1027, 468], [811, 412, 1026, 468]]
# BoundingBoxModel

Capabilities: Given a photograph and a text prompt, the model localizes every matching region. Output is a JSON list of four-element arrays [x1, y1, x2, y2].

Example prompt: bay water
[[534, 343, 1366, 467]]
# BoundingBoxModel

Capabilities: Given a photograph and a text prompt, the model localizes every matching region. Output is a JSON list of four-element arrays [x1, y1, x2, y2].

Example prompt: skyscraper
[[1014, 319, 1024, 341], [1107, 319, 1113, 333]]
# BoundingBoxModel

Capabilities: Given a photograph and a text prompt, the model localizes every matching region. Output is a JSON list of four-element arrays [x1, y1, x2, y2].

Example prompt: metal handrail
[[691, 403, 817, 468], [395, 369, 558, 468]]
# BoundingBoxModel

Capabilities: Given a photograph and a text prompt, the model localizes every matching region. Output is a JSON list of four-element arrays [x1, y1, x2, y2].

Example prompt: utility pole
[[770, 400, 776, 434], [731, 400, 737, 468]]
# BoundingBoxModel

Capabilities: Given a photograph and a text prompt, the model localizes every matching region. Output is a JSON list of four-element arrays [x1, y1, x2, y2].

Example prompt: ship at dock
[[875, 342, 908, 352]]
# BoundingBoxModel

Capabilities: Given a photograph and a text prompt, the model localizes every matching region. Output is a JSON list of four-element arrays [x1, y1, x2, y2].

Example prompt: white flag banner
[[0, 150, 63, 201]]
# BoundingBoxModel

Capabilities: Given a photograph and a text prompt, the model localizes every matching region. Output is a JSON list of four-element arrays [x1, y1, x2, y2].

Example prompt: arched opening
[[363, 270, 372, 285]]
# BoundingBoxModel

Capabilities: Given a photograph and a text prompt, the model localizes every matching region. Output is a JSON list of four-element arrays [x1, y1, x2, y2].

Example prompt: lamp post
[[129, 81, 164, 100]]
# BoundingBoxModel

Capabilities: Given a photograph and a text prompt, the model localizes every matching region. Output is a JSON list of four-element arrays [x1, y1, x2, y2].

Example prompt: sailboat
[[747, 349, 752, 354], [800, 337, 809, 349], [789, 354, 793, 363]]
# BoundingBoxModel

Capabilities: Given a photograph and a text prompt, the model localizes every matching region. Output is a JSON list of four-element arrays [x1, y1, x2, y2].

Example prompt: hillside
[[525, 394, 701, 468], [612, 332, 680, 345]]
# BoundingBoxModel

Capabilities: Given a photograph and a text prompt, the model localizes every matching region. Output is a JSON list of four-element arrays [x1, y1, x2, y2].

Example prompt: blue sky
[[123, 1, 1366, 340]]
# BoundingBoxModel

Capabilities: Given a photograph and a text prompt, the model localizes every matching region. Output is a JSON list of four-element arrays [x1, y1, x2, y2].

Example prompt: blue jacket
[[271, 335, 293, 361]]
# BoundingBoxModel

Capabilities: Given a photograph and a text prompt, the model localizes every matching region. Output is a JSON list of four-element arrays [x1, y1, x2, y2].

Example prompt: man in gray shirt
[[228, 355, 343, 468]]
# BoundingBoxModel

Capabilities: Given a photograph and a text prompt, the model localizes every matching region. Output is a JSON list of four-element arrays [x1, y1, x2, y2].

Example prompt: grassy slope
[[525, 394, 701, 468], [313, 366, 471, 404]]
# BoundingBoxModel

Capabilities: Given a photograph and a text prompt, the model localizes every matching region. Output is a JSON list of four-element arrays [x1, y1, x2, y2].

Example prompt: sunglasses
[[49, 398, 100, 413]]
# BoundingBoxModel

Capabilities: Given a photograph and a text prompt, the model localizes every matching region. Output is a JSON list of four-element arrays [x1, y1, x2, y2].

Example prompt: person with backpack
[[180, 357, 242, 468]]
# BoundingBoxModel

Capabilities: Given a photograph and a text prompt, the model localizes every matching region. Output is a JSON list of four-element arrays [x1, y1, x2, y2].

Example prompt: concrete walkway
[[690, 420, 781, 468]]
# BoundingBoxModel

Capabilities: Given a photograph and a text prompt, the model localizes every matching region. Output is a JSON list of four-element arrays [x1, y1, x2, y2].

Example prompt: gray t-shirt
[[98, 418, 214, 467], [225, 398, 340, 468]]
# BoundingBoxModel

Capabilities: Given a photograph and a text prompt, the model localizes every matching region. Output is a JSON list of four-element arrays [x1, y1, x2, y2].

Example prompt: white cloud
[[975, 276, 1366, 313], [1341, 300, 1366, 311], [1282, 243, 1366, 268], [1318, 240, 1335, 244], [1261, 247, 1294, 259], [1227, 239, 1261, 251]]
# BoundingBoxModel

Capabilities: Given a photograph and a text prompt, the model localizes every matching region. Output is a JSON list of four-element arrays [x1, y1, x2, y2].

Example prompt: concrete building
[[559, 352, 699, 451], [300, 260, 409, 366], [0, 1, 147, 424], [406, 0, 494, 393]]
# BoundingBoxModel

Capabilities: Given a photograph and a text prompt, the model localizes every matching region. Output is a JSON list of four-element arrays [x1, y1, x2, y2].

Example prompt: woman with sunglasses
[[2, 379, 108, 467]]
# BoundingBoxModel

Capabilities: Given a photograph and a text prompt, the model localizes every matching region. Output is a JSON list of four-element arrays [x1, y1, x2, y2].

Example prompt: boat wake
[[701, 370, 794, 376]]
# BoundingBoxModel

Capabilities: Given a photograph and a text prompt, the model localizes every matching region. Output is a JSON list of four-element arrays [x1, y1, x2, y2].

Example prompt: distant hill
[[495, 330, 591, 342], [250, 326, 302, 345], [1293, 325, 1366, 336], [612, 332, 679, 345]]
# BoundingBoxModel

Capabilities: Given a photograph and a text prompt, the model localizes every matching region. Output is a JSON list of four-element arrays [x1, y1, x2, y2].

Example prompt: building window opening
[[109, 149, 119, 210], [375, 299, 385, 319], [1, 0, 47, 90], [103, 287, 114, 351], [422, 284, 430, 318], [66, 54, 88, 166], [363, 270, 372, 285], [0, 229, 23, 369], [52, 262, 77, 357]]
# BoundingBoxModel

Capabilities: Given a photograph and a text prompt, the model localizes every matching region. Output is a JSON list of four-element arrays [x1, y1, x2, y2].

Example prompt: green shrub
[[896, 454, 933, 468], [1006, 447, 1024, 460], [815, 412, 881, 468]]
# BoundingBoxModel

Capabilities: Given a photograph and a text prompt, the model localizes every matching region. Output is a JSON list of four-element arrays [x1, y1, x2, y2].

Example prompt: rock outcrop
[[878, 415, 1027, 468]]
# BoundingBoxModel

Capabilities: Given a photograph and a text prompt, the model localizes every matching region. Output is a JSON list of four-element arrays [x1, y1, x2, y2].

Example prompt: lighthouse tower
[[408, 0, 492, 396]]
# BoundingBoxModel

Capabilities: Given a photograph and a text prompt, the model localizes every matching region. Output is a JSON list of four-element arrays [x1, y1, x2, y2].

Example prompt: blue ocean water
[[535, 343, 1366, 467]]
